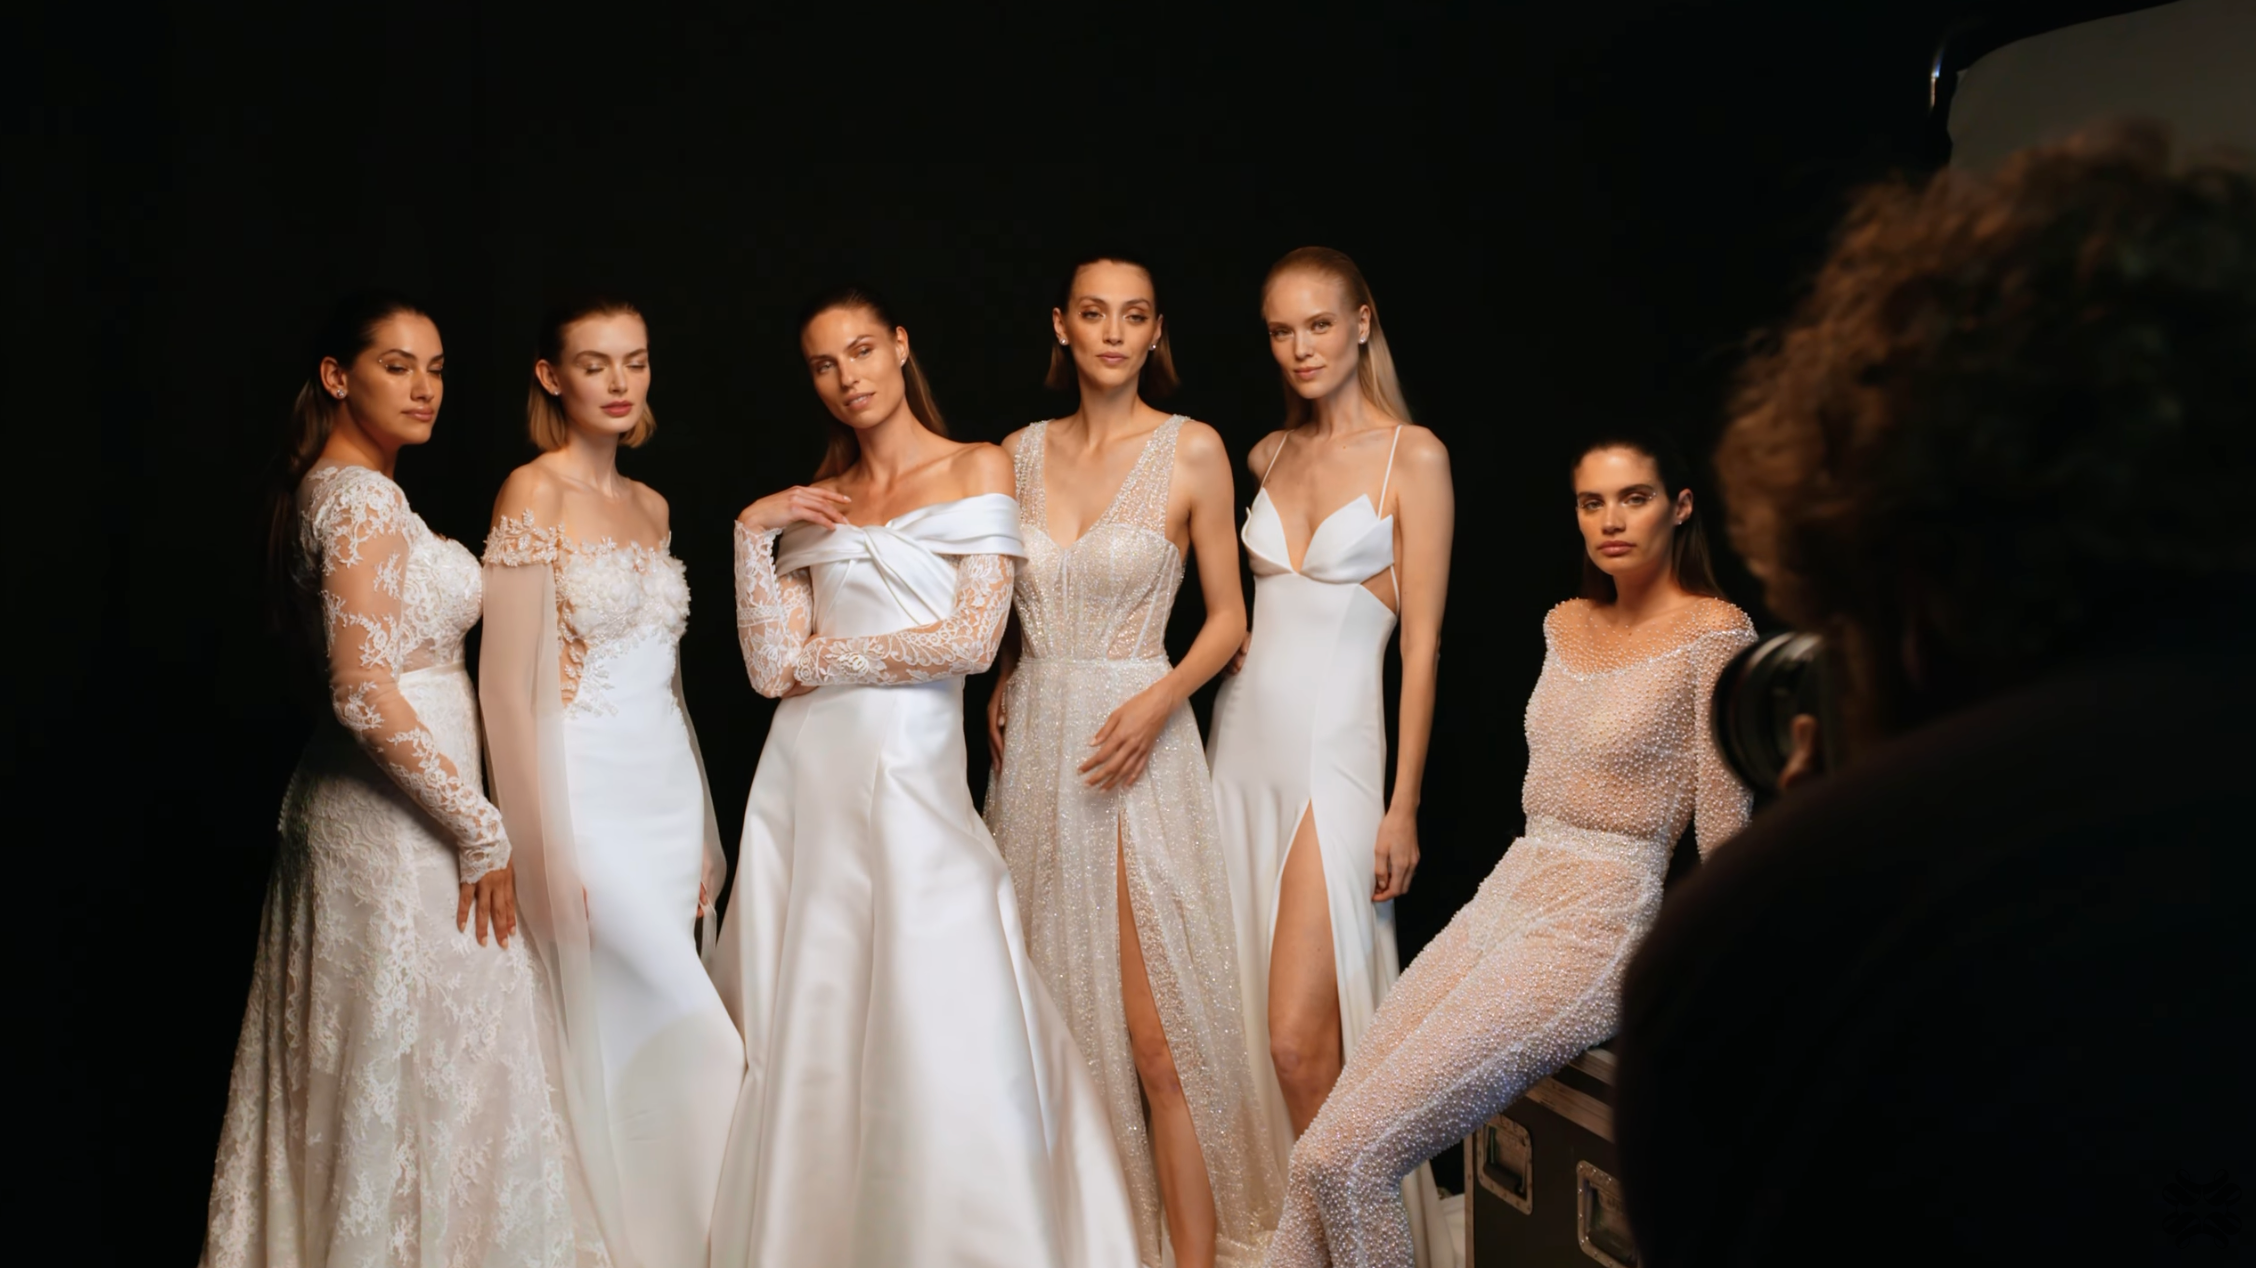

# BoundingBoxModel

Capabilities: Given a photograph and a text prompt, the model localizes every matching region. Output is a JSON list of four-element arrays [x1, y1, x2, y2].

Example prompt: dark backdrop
[[56, 1, 2108, 1259]]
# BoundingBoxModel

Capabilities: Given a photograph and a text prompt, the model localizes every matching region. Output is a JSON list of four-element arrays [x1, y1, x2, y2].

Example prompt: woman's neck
[[321, 413, 399, 478], [1303, 380, 1379, 440], [545, 426, 627, 496], [1063, 376, 1149, 445], [1608, 563, 1693, 626], [851, 403, 936, 485]]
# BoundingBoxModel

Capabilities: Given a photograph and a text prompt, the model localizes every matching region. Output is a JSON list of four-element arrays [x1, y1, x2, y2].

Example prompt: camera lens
[[1711, 631, 1829, 794]]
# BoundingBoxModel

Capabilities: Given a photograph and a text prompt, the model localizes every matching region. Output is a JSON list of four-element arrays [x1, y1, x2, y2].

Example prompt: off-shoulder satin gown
[[708, 494, 1137, 1268]]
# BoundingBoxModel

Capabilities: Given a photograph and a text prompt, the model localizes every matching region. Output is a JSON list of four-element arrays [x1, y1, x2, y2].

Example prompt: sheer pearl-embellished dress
[[203, 463, 603, 1267], [1265, 598, 1756, 1268], [987, 418, 1285, 1266]]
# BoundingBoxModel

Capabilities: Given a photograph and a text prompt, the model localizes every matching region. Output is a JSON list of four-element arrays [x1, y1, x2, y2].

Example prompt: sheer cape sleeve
[[310, 469, 509, 882], [475, 528, 633, 1261], [1690, 616, 1759, 859]]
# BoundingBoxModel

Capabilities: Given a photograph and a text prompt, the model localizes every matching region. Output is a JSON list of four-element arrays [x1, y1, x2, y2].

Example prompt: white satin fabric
[[1209, 487, 1454, 1268], [708, 494, 1138, 1268]]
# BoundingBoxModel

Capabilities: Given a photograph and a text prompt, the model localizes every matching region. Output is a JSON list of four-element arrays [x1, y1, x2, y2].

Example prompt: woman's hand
[[1224, 632, 1250, 676], [1372, 809, 1421, 901], [738, 485, 851, 532], [987, 665, 1014, 766], [457, 862, 519, 948], [1079, 683, 1178, 791]]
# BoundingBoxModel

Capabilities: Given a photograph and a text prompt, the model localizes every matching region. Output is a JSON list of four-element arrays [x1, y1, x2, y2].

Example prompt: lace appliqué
[[732, 521, 1013, 692], [310, 468, 510, 882], [487, 510, 690, 715]]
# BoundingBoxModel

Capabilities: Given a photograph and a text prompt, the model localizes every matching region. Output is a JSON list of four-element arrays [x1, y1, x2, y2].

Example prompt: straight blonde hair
[[527, 296, 656, 451], [1264, 246, 1415, 428]]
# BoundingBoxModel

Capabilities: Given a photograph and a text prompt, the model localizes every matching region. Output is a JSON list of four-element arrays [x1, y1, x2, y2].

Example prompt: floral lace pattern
[[298, 465, 509, 882], [733, 521, 1015, 693], [485, 511, 691, 717]]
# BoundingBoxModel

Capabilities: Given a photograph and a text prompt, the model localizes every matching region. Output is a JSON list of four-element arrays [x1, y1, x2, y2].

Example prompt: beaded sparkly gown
[[1266, 598, 1755, 1268], [203, 463, 602, 1268], [987, 418, 1285, 1267]]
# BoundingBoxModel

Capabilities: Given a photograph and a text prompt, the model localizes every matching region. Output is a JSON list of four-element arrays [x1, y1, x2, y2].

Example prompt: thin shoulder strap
[[1258, 430, 1287, 487], [1377, 424, 1405, 513]]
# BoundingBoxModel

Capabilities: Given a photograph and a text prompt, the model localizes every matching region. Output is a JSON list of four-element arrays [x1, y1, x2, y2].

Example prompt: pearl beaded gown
[[1266, 598, 1755, 1268], [986, 418, 1286, 1267], [203, 463, 602, 1268], [480, 514, 744, 1268], [711, 494, 1137, 1268], [1206, 430, 1453, 1268]]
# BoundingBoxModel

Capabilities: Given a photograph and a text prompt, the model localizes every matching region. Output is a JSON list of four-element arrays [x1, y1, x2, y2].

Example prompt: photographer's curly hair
[[1719, 124, 2256, 709]]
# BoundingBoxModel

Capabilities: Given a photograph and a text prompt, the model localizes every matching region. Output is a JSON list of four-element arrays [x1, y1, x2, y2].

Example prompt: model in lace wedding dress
[[983, 256, 1282, 1268], [706, 290, 1135, 1268], [1207, 251, 1455, 1267], [204, 298, 603, 1268], [478, 301, 743, 1268], [1263, 440, 1755, 1268]]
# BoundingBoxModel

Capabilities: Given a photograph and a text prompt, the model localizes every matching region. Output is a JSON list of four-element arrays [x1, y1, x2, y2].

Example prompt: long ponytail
[[264, 289, 429, 632], [1264, 247, 1415, 429], [797, 285, 948, 481]]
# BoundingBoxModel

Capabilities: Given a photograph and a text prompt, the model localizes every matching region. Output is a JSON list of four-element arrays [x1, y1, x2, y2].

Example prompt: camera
[[1710, 631, 1840, 795]]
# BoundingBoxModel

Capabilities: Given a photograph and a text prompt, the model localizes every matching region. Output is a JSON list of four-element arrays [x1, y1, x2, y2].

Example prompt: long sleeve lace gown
[[203, 463, 603, 1268], [479, 515, 744, 1268], [985, 418, 1286, 1267], [1206, 432, 1453, 1267], [709, 493, 1138, 1268], [1264, 598, 1756, 1268]]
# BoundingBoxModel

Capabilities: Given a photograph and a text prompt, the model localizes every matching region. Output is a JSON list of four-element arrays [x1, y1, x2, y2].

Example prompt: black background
[[44, 1, 2127, 1260]]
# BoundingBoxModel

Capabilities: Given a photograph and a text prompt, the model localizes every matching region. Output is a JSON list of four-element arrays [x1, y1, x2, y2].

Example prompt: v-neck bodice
[[1242, 489, 1395, 584], [1011, 417, 1186, 662]]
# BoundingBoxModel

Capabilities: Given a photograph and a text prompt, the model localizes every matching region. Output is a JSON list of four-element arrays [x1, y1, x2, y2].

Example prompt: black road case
[[1463, 1044, 1639, 1267]]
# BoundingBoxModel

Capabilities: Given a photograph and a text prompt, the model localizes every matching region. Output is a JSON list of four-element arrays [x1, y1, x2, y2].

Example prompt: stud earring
[[1059, 337, 1068, 346], [1148, 343, 1157, 351]]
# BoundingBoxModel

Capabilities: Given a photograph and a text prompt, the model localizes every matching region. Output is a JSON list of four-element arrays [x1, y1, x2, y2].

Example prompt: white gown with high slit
[[1206, 432, 1454, 1268], [710, 493, 1138, 1268]]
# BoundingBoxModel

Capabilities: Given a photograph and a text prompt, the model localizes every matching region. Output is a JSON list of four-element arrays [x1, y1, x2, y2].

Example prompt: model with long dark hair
[[478, 297, 743, 1268], [1265, 435, 1753, 1268], [205, 292, 603, 1267], [707, 286, 1137, 1267], [984, 255, 1283, 1267], [1205, 247, 1457, 1266]]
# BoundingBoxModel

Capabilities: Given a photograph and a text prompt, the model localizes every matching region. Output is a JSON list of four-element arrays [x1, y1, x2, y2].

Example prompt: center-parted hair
[[798, 284, 949, 481], [1574, 431, 1725, 603], [1046, 252, 1179, 398], [1264, 246, 1415, 429], [527, 295, 656, 451]]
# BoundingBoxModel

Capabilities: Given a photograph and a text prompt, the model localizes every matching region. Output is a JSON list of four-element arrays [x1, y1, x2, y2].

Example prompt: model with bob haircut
[[707, 285, 1137, 1268], [1204, 246, 1456, 1266], [478, 296, 744, 1268], [986, 254, 1284, 1267], [205, 292, 605, 1267], [1266, 433, 1753, 1268]]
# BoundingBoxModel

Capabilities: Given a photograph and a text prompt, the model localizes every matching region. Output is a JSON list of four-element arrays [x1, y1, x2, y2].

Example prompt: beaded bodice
[[1013, 416, 1185, 663], [1523, 598, 1758, 857]]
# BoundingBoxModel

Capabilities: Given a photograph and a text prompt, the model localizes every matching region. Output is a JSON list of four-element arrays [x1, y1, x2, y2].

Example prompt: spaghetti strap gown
[[987, 417, 1285, 1267], [1205, 429, 1453, 1268], [709, 493, 1138, 1268]]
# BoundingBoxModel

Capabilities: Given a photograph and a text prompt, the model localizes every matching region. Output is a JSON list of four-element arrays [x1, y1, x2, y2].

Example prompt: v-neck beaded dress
[[1264, 598, 1756, 1268], [1205, 431, 1454, 1268], [986, 418, 1285, 1267]]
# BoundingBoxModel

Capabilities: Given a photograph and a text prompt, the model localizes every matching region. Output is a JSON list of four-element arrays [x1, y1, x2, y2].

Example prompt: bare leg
[[1118, 828, 1219, 1267], [1268, 805, 1342, 1134]]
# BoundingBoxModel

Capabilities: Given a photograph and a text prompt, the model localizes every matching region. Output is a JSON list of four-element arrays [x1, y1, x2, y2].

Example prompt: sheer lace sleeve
[[734, 521, 814, 698], [1689, 623, 1759, 859], [795, 553, 1015, 687], [313, 473, 510, 881]]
